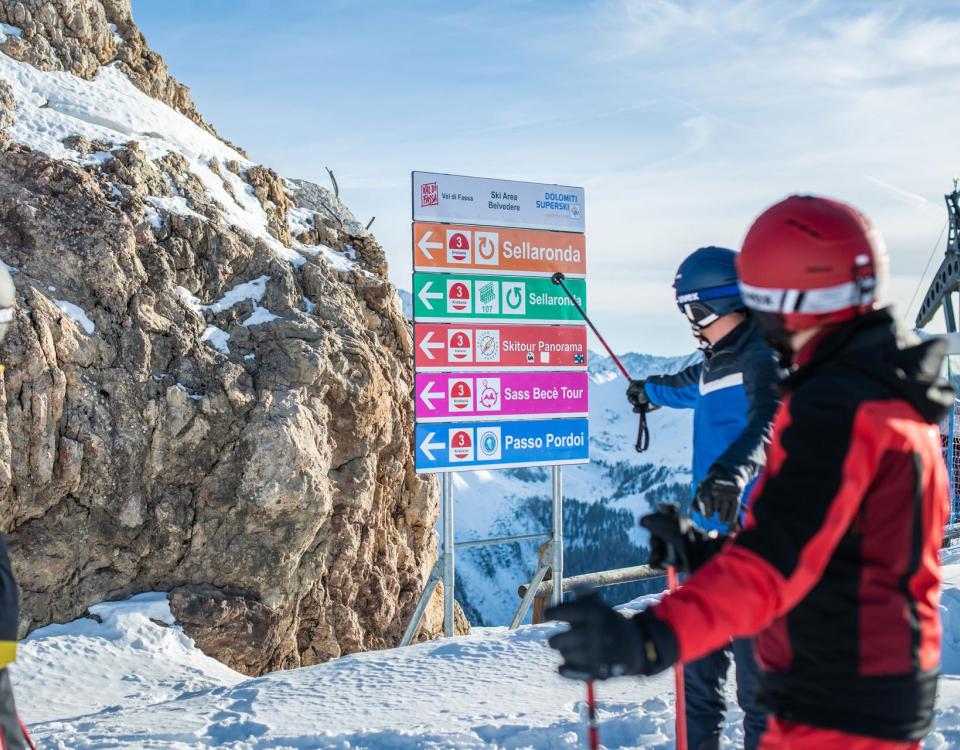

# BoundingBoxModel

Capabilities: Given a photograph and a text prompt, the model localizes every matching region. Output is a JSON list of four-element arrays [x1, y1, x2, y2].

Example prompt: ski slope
[[13, 551, 960, 749]]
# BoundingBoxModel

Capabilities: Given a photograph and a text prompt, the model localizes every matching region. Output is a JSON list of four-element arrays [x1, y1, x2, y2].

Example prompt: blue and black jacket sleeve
[[645, 361, 703, 410]]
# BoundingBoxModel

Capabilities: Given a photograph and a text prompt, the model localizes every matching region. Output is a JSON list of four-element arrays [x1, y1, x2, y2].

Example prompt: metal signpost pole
[[442, 472, 455, 637], [550, 465, 564, 607]]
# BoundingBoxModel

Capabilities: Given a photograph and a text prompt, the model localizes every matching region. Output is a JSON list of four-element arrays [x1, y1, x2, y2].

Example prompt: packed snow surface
[[13, 593, 243, 726], [14, 554, 960, 748]]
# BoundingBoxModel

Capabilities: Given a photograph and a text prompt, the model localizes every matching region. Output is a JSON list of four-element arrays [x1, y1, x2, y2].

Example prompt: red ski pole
[[551, 273, 630, 380], [551, 272, 652, 452], [667, 567, 687, 750], [585, 680, 600, 750]]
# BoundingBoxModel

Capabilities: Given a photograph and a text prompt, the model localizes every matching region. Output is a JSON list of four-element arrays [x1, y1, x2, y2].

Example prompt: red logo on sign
[[451, 429, 473, 460], [449, 330, 472, 361], [449, 282, 471, 312], [448, 232, 470, 262], [421, 182, 439, 207], [449, 379, 473, 411]]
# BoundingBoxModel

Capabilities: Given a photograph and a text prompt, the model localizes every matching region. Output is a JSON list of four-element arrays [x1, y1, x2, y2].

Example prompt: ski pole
[[571, 586, 602, 750], [585, 679, 600, 750], [19, 717, 35, 750], [667, 567, 687, 750], [551, 272, 630, 380], [551, 271, 651, 452]]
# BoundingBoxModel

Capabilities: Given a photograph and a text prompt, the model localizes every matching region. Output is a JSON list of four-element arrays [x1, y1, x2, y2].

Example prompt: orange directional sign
[[413, 222, 586, 278]]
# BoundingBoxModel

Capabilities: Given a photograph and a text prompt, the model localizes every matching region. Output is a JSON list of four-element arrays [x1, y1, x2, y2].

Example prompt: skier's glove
[[640, 503, 724, 573], [546, 592, 678, 680], [626, 379, 655, 413], [695, 469, 744, 528]]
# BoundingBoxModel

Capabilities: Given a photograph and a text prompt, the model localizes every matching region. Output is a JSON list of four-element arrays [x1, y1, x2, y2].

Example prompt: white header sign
[[412, 171, 585, 232]]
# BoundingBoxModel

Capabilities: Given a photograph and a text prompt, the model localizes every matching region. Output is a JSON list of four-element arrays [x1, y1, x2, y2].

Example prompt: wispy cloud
[[866, 176, 939, 213], [136, 0, 960, 352]]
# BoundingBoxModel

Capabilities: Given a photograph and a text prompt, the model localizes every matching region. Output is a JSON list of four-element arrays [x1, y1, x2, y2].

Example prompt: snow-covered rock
[[0, 0, 447, 678]]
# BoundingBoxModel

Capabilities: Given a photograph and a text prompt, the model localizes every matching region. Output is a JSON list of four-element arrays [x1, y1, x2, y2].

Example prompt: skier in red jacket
[[548, 195, 952, 749]]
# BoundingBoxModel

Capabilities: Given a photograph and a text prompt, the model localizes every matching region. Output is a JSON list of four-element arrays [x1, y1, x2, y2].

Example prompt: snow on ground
[[0, 23, 21, 44], [146, 195, 206, 222], [12, 593, 243, 726], [15, 558, 960, 749], [243, 306, 279, 327], [202, 276, 269, 315]]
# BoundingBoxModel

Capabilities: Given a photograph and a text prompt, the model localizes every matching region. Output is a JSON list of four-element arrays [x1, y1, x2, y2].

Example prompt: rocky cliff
[[0, 0, 459, 675]]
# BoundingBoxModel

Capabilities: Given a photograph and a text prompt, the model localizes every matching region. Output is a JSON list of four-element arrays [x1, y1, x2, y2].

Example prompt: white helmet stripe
[[740, 280, 871, 314]]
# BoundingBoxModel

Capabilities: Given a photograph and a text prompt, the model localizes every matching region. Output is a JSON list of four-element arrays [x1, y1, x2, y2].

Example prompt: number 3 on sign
[[447, 280, 472, 314], [449, 428, 474, 462]]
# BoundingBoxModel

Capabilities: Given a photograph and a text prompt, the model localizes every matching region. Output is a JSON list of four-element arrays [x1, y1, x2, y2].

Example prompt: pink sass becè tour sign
[[415, 371, 589, 422]]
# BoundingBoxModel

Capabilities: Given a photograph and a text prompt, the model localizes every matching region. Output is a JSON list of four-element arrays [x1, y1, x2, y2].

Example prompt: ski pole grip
[[551, 271, 565, 285]]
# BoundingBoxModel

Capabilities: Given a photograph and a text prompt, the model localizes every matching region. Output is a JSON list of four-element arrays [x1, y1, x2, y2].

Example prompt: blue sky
[[133, 0, 960, 355]]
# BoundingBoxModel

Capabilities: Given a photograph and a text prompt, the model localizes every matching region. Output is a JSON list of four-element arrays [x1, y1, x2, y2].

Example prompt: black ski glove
[[546, 592, 678, 681], [640, 503, 724, 573], [695, 469, 744, 528], [626, 379, 651, 413]]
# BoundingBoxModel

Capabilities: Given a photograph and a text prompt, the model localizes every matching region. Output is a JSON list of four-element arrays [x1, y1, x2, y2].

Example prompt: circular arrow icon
[[506, 286, 523, 309]]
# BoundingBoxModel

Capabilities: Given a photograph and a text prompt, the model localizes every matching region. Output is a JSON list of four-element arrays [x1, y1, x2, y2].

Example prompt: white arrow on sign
[[419, 380, 445, 410], [419, 431, 446, 461], [418, 231, 443, 260], [418, 331, 445, 360], [418, 280, 443, 310]]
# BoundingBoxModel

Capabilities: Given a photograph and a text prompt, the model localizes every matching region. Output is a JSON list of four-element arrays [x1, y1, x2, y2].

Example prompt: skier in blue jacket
[[626, 246, 780, 750]]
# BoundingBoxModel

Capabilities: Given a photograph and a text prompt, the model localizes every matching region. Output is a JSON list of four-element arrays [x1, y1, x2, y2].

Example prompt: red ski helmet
[[738, 195, 887, 350]]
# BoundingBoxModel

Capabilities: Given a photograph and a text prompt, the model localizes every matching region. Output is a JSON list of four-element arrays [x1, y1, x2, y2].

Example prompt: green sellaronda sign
[[413, 272, 587, 324]]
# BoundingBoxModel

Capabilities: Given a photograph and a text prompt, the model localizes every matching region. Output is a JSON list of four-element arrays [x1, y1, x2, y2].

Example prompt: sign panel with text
[[414, 324, 588, 371], [413, 272, 587, 324], [413, 172, 585, 232], [413, 222, 586, 277], [415, 417, 590, 473]]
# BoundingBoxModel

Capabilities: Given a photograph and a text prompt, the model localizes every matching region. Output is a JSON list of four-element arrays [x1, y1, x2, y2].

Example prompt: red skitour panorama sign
[[414, 324, 588, 371]]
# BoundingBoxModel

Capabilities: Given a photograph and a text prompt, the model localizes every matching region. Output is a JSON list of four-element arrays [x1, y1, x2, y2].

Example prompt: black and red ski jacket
[[651, 308, 953, 741]]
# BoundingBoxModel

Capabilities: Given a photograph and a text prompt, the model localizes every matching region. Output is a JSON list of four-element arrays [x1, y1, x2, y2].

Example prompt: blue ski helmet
[[673, 246, 744, 329]]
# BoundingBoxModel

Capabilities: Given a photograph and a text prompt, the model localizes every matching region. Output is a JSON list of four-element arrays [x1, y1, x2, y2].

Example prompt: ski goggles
[[675, 283, 741, 329]]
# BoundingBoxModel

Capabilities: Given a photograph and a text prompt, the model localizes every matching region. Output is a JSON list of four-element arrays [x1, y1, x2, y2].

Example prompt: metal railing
[[518, 563, 664, 600], [400, 466, 565, 646]]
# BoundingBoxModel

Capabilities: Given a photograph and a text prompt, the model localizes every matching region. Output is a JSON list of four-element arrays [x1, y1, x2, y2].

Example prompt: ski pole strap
[[635, 405, 651, 453]]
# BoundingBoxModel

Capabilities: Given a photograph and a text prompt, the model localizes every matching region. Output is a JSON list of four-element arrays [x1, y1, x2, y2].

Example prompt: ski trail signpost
[[406, 171, 588, 642]]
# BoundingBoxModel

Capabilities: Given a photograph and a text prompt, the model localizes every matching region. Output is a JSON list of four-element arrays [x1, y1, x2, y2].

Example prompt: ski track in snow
[[14, 559, 960, 748]]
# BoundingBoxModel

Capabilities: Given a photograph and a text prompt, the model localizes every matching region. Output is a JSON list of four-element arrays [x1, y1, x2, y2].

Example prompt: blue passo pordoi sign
[[415, 417, 589, 473]]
